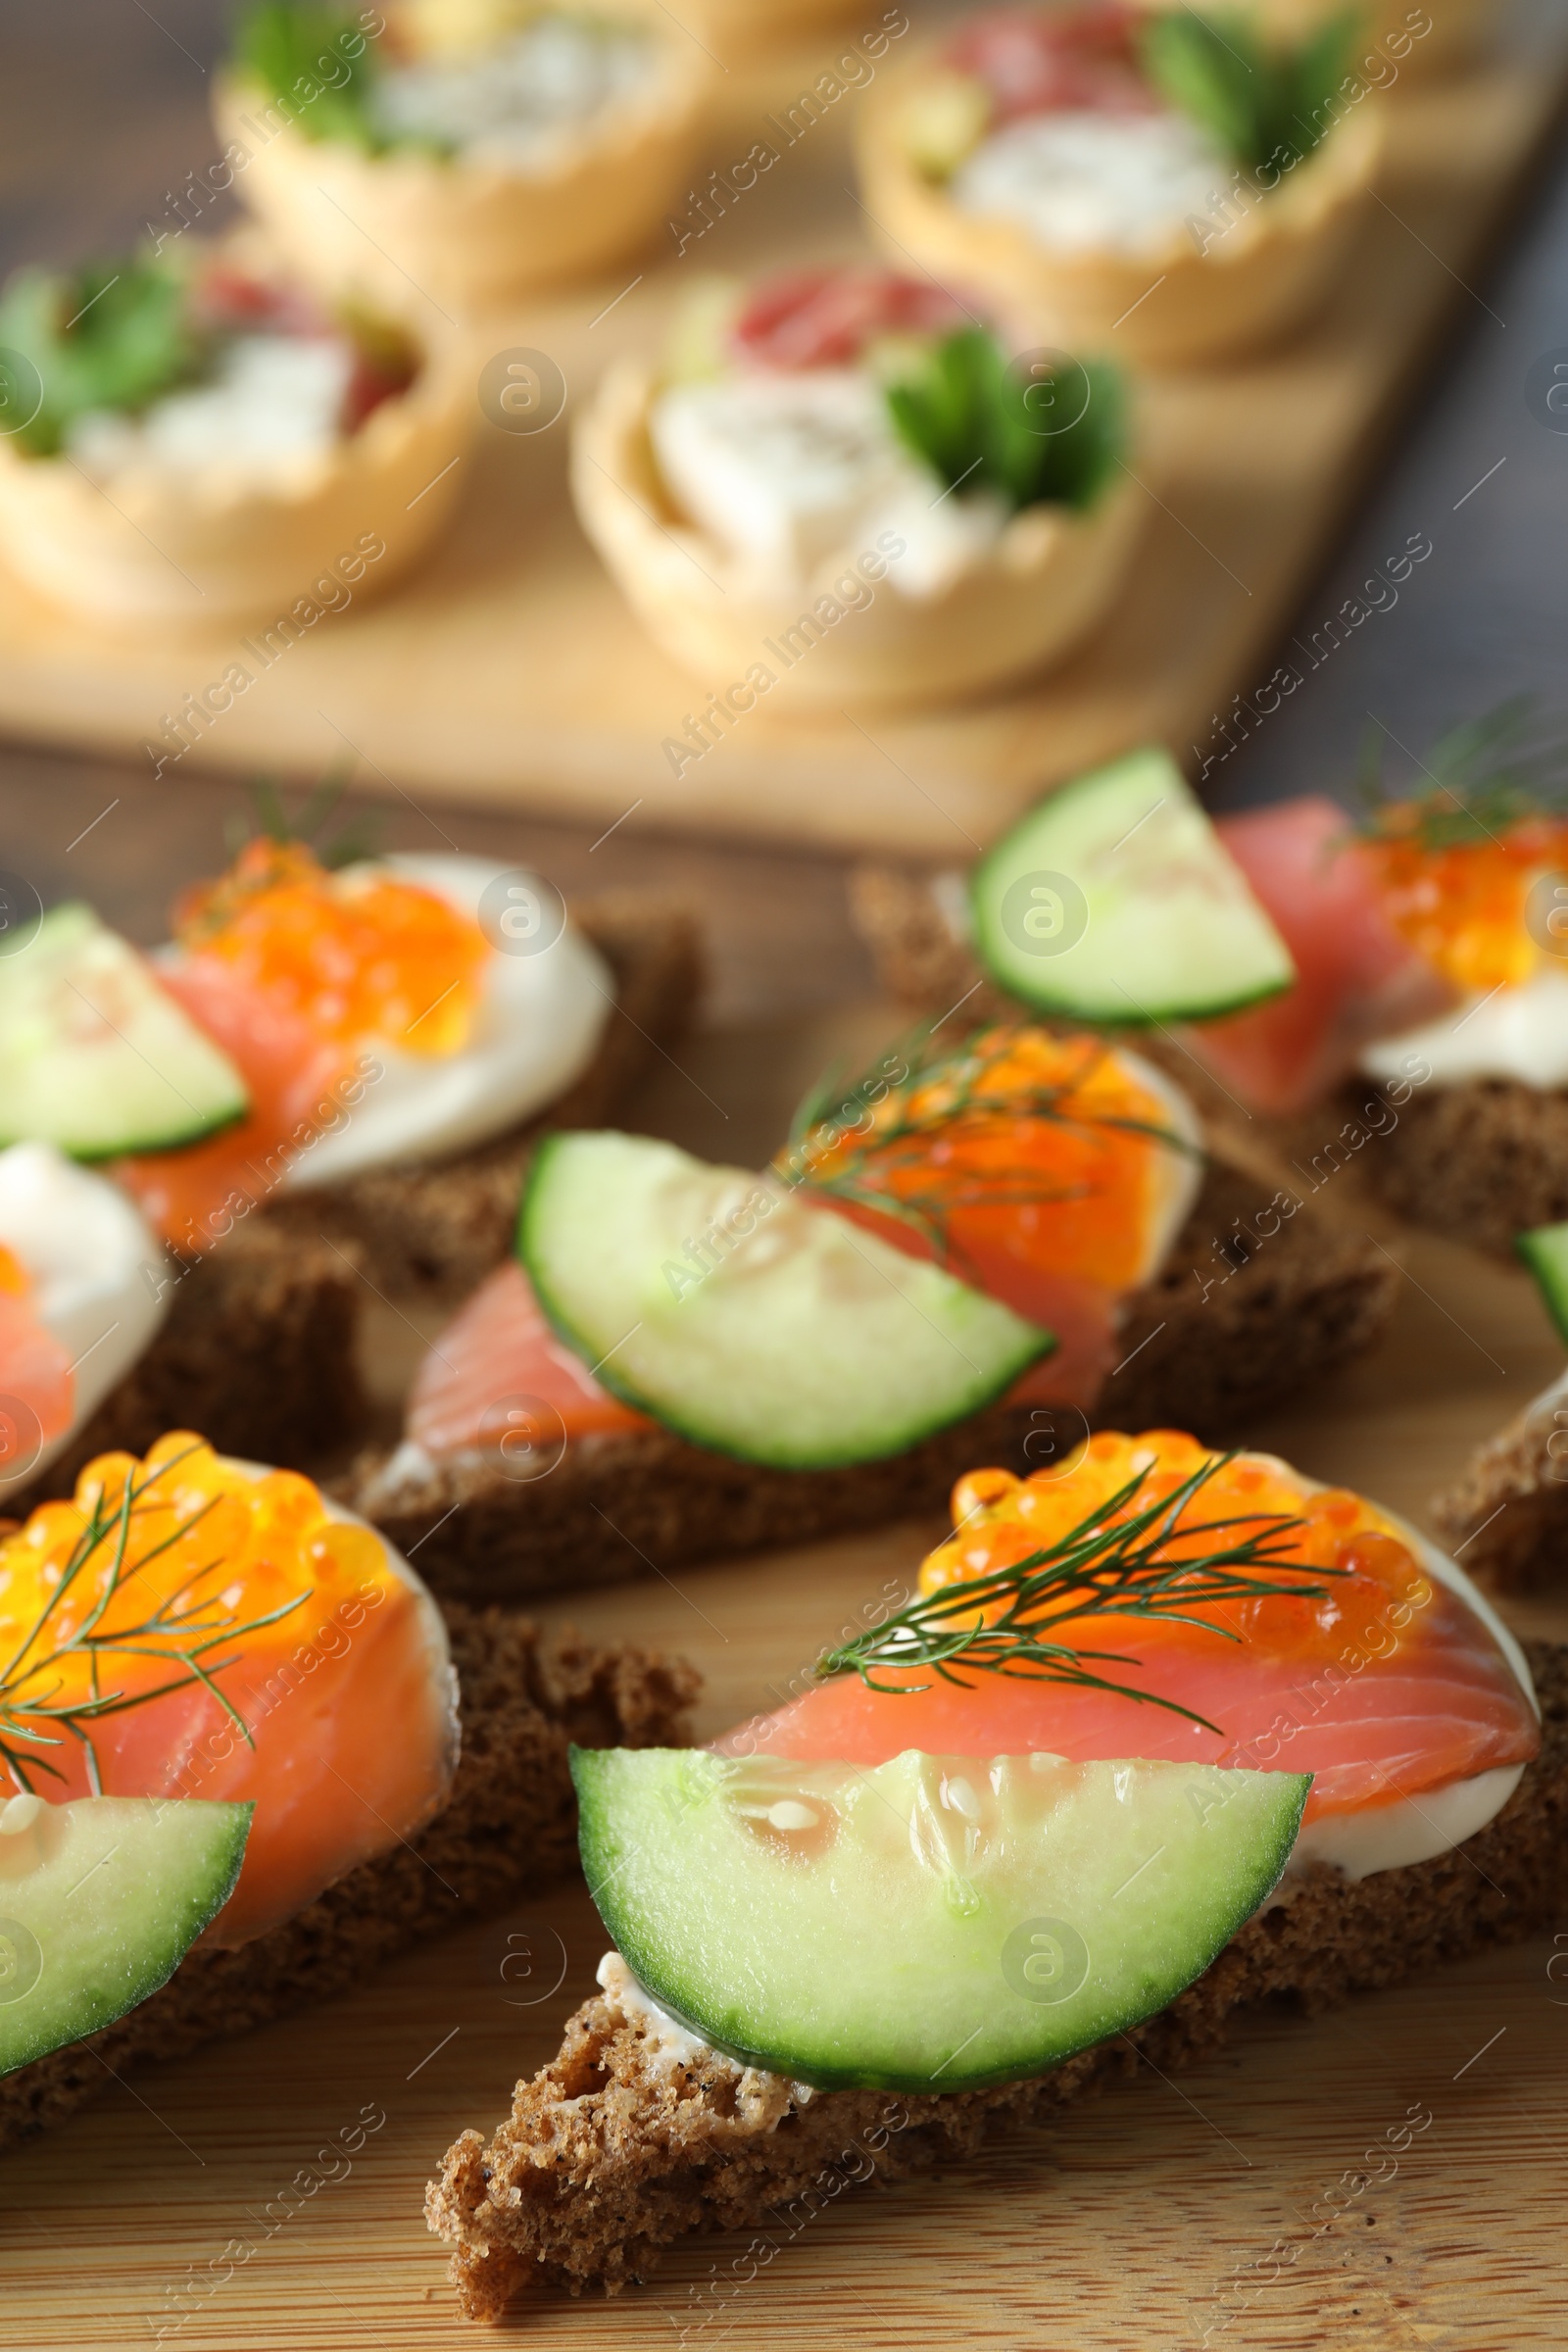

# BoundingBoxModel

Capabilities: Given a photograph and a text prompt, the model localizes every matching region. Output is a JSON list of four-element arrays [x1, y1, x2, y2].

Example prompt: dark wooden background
[[1, 1, 1565, 1026]]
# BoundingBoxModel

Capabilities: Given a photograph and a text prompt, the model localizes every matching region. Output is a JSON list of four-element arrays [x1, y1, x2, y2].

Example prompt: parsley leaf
[[1139, 7, 1361, 181], [0, 254, 201, 459], [884, 329, 1124, 515], [234, 2, 389, 152]]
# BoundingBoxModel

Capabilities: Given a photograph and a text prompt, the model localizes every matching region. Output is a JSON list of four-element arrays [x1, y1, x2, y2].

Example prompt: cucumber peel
[[0, 1794, 252, 2077], [0, 905, 248, 1158], [971, 749, 1297, 1026], [519, 1131, 1052, 1470], [574, 1745, 1309, 2092], [1518, 1222, 1568, 1348]]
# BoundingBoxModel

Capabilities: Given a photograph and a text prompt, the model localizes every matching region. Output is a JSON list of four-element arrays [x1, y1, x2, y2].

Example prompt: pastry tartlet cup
[[571, 358, 1145, 710], [214, 17, 711, 318], [0, 316, 472, 634], [1248, 0, 1491, 80], [856, 59, 1386, 369]]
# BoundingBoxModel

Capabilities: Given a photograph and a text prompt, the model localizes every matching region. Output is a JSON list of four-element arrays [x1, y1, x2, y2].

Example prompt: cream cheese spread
[[1360, 964, 1568, 1091], [950, 108, 1229, 258]]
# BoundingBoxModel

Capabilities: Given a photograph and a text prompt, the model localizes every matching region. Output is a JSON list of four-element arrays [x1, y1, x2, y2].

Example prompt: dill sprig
[[780, 1022, 1202, 1272], [816, 1454, 1344, 1733], [1354, 696, 1568, 853], [0, 1445, 309, 1797], [224, 766, 383, 870]]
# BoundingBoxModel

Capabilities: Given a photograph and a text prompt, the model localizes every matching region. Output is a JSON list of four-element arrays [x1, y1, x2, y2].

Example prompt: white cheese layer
[[67, 335, 355, 484], [372, 15, 654, 168], [280, 854, 612, 1187], [649, 368, 1008, 599], [1112, 1048, 1205, 1284], [0, 1143, 167, 1500], [951, 108, 1229, 258], [1359, 964, 1568, 1090]]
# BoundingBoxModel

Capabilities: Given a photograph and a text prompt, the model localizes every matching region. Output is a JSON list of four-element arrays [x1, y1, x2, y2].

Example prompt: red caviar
[[0, 1434, 456, 1945], [174, 838, 486, 1058], [724, 1430, 1539, 1819], [1364, 814, 1568, 995]]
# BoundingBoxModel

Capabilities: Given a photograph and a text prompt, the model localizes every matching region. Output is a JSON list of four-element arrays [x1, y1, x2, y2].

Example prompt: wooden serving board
[[0, 20, 1564, 857], [5, 1002, 1568, 2350]]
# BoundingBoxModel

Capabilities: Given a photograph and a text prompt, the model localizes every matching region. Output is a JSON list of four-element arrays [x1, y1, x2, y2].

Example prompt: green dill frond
[[816, 1455, 1342, 1733], [1354, 697, 1568, 852]]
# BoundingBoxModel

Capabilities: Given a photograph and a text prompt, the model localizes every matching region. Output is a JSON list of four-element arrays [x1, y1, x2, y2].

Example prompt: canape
[[855, 2, 1384, 368], [0, 237, 468, 631], [426, 1427, 1558, 2315], [216, 0, 711, 315], [0, 1433, 696, 2146], [0, 816, 698, 1298], [350, 807, 1396, 1600], [855, 716, 1568, 1255], [1432, 1221, 1568, 1591], [572, 266, 1143, 710]]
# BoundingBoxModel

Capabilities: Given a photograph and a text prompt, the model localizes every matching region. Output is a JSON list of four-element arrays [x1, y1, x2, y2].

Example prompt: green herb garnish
[[0, 252, 201, 460], [817, 1454, 1341, 1733], [779, 1021, 1200, 1272], [1140, 7, 1361, 182], [0, 1446, 309, 1797], [1355, 696, 1568, 852], [225, 767, 384, 868], [234, 1, 390, 153], [884, 329, 1124, 515]]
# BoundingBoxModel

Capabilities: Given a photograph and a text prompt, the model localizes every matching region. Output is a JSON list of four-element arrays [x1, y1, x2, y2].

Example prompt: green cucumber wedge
[[0, 904, 248, 1158], [519, 1131, 1052, 1470], [0, 1794, 252, 2077], [1518, 1222, 1568, 1347], [970, 748, 1297, 1025], [574, 1746, 1309, 2092]]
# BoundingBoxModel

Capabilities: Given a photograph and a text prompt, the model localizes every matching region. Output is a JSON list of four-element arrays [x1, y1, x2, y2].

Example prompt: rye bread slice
[[852, 864, 1568, 1254], [22, 1216, 367, 1502], [0, 1603, 697, 2151], [344, 1157, 1396, 1605], [257, 893, 703, 1299], [1430, 1378, 1568, 1590], [426, 1638, 1568, 2321]]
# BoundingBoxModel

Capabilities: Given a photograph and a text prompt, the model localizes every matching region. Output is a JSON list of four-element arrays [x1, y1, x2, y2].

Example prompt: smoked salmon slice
[[718, 1433, 1539, 1823], [408, 1259, 649, 1456]]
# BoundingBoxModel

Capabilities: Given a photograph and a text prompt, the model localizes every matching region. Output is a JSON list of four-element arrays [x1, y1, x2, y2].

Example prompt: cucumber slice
[[971, 749, 1297, 1025], [0, 904, 248, 1158], [1518, 1222, 1568, 1347], [575, 1746, 1308, 2092], [0, 1793, 252, 2076], [519, 1132, 1051, 1470]]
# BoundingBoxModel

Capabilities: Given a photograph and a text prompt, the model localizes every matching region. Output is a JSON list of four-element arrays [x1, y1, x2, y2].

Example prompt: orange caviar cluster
[[921, 1430, 1424, 1660], [802, 1028, 1181, 1292], [0, 1432, 393, 1705], [0, 1247, 28, 1297], [1365, 818, 1568, 995], [174, 839, 487, 1057]]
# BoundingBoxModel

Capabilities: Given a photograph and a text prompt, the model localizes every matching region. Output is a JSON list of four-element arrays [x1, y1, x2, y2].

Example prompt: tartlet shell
[[855, 54, 1386, 369], [0, 308, 472, 633], [571, 357, 1145, 710], [213, 16, 711, 318]]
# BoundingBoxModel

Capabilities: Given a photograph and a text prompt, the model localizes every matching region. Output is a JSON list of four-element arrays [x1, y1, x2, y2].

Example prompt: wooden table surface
[[4, 7, 1568, 2348]]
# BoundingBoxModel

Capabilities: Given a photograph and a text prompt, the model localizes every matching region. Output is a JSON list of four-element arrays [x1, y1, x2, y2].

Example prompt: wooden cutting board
[[0, 25, 1563, 858], [5, 1002, 1568, 2350]]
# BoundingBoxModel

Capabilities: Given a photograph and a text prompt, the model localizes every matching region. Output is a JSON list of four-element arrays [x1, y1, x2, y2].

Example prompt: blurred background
[[0, 0, 1563, 1059]]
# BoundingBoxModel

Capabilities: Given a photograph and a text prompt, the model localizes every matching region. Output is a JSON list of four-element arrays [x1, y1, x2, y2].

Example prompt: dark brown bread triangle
[[0, 1604, 697, 2152], [258, 894, 702, 1298], [426, 1639, 1568, 2324], [347, 1156, 1397, 1605], [24, 1219, 367, 1501], [1431, 1390, 1568, 1590]]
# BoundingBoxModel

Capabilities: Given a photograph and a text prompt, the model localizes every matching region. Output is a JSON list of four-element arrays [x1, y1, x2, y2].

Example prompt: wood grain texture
[[0, 43, 1564, 858], [5, 1011, 1568, 2349]]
